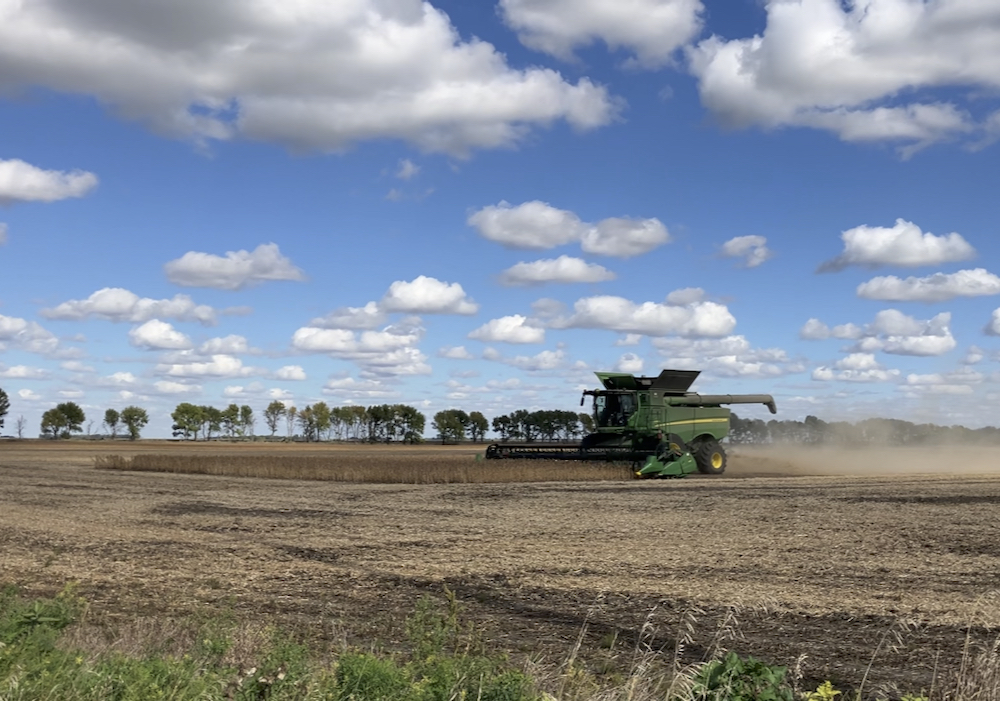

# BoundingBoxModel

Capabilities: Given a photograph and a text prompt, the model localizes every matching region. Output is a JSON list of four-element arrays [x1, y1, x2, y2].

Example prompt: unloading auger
[[484, 369, 777, 477]]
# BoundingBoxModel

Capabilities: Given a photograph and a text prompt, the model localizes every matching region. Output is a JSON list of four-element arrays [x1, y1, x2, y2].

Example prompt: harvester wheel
[[693, 439, 727, 475]]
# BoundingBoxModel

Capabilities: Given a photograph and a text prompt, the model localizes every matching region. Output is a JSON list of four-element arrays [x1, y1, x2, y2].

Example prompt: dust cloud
[[726, 444, 1000, 478]]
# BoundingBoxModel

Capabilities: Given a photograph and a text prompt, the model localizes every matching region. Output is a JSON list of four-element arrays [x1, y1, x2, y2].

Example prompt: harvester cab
[[484, 369, 777, 478]]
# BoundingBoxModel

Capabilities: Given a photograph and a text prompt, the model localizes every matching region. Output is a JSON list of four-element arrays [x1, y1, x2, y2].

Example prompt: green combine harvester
[[484, 369, 777, 477]]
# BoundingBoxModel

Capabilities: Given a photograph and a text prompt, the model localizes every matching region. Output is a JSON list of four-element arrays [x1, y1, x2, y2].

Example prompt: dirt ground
[[3, 440, 1000, 695]]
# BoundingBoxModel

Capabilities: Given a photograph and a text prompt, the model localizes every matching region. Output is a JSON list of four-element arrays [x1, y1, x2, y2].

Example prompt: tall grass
[[93, 453, 636, 483]]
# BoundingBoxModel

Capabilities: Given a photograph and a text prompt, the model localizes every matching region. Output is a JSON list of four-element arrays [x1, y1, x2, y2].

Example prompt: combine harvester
[[484, 369, 777, 477]]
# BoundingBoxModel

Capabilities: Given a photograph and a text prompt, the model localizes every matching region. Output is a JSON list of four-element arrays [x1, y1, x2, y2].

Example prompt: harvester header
[[485, 369, 777, 478]]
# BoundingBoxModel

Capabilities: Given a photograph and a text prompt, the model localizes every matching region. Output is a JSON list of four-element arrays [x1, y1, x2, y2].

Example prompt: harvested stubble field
[[4, 439, 1000, 695]]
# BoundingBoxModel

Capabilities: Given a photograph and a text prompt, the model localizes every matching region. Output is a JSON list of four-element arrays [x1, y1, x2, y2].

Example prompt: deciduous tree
[[120, 406, 149, 440], [171, 402, 205, 440], [55, 402, 85, 435], [0, 387, 8, 430], [41, 408, 67, 438], [240, 405, 255, 437], [433, 409, 469, 443], [263, 400, 285, 436], [103, 408, 120, 438], [468, 411, 488, 442]]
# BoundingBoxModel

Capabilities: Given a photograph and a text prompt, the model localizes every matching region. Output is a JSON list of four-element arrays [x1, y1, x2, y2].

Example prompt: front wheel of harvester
[[693, 439, 727, 475]]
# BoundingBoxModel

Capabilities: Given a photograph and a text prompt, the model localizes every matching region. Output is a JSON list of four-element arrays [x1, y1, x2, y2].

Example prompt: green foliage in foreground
[[0, 585, 536, 701], [0, 585, 941, 701], [692, 651, 794, 701]]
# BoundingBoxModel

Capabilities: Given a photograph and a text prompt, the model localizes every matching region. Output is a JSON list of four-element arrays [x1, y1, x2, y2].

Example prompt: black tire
[[692, 439, 727, 475]]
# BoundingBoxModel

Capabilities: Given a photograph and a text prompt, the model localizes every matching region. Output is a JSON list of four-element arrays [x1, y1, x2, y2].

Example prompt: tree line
[[729, 413, 1000, 446], [6, 383, 1000, 446]]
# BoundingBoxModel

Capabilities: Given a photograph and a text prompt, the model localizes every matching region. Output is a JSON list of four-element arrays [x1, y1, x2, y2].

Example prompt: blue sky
[[1, 0, 999, 437]]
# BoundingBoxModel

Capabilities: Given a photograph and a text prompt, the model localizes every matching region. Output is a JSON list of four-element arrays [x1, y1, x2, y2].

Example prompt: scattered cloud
[[396, 159, 420, 180], [0, 158, 98, 204], [653, 335, 803, 378], [128, 319, 194, 350], [615, 352, 644, 374], [310, 302, 388, 330], [550, 290, 736, 338], [322, 376, 398, 399], [499, 255, 616, 286], [152, 380, 202, 395], [469, 315, 545, 344], [986, 309, 1000, 336], [804, 309, 956, 357], [17, 388, 42, 401], [0, 2, 617, 156], [156, 354, 256, 379], [499, 0, 703, 68], [275, 365, 306, 381], [812, 354, 901, 383], [720, 235, 772, 268], [819, 219, 976, 272], [687, 0, 1000, 154], [381, 276, 478, 315], [291, 323, 430, 376], [799, 319, 863, 341], [903, 369, 983, 396], [198, 335, 253, 355], [469, 201, 669, 258], [0, 223, 7, 245], [438, 346, 475, 360], [0, 313, 59, 354], [856, 269, 1000, 303], [483, 347, 567, 371], [164, 243, 306, 290], [0, 364, 50, 379], [42, 288, 216, 325]]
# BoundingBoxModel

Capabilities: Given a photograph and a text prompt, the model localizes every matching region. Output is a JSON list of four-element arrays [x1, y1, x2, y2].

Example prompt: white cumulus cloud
[[819, 219, 976, 272], [856, 268, 1000, 302], [291, 323, 430, 377], [381, 276, 478, 315], [551, 292, 736, 338], [0, 158, 98, 204], [720, 235, 773, 268], [484, 347, 566, 371], [653, 335, 802, 378], [164, 243, 306, 290], [309, 302, 387, 330], [469, 200, 669, 257], [499, 0, 703, 67], [499, 255, 615, 286], [157, 354, 255, 379], [984, 309, 1000, 336], [0, 364, 49, 379], [812, 353, 901, 383], [153, 380, 202, 395], [688, 0, 1000, 154], [275, 365, 306, 381], [42, 288, 216, 325], [468, 315, 545, 344], [437, 345, 475, 360], [0, 313, 59, 354], [805, 309, 956, 357], [0, 2, 617, 156], [128, 319, 193, 350], [198, 335, 252, 355], [615, 353, 644, 374]]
